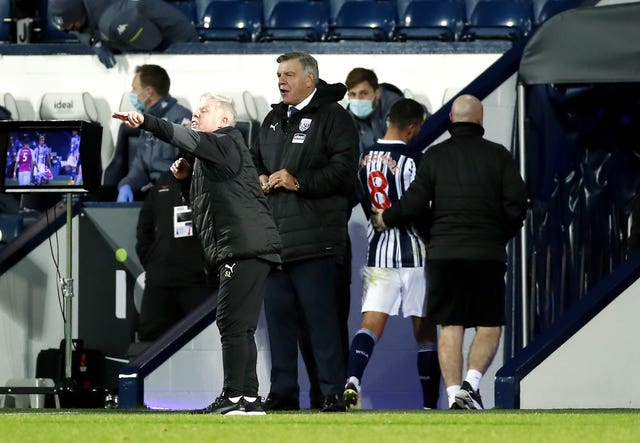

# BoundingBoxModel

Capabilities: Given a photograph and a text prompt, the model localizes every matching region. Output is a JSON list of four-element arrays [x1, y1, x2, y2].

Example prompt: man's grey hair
[[200, 92, 237, 127], [277, 51, 319, 85]]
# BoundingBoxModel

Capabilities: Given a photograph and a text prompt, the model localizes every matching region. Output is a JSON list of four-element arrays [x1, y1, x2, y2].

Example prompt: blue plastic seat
[[395, 0, 465, 41], [0, 0, 12, 42], [462, 0, 533, 40], [262, 0, 330, 41], [198, 0, 263, 42], [328, 0, 397, 42], [166, 0, 198, 25], [36, 0, 79, 42]]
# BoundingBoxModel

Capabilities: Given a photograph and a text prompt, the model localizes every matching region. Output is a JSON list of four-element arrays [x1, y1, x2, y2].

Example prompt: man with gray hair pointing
[[114, 93, 281, 415]]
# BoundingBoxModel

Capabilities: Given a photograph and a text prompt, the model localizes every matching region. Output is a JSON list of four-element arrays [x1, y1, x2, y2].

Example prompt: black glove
[[93, 42, 116, 68]]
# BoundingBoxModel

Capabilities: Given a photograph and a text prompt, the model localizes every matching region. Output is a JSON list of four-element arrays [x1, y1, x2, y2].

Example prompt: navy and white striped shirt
[[358, 140, 426, 268]]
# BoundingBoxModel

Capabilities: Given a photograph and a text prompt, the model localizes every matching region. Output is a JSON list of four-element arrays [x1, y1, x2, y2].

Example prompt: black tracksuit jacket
[[251, 80, 360, 264]]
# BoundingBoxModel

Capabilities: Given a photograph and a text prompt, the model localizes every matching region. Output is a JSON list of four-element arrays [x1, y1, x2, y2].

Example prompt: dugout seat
[[39, 92, 99, 122]]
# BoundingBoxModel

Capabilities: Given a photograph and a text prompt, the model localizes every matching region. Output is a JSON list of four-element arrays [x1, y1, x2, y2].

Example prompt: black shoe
[[192, 392, 245, 415], [243, 396, 267, 415], [263, 392, 300, 411], [322, 394, 346, 412], [454, 381, 484, 410]]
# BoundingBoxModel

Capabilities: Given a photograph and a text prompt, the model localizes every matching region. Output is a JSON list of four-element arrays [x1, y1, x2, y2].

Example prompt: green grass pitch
[[0, 409, 638, 443]]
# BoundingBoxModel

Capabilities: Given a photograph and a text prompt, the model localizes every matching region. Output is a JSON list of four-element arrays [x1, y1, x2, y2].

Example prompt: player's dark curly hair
[[389, 98, 425, 129]]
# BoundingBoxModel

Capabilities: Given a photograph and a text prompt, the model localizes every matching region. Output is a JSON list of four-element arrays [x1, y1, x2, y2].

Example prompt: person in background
[[114, 65, 191, 202], [48, 0, 199, 68], [33, 135, 52, 185], [252, 51, 359, 413], [113, 92, 281, 416], [346, 67, 424, 153], [131, 168, 216, 357], [66, 130, 80, 183], [371, 95, 527, 410], [343, 98, 440, 410], [14, 140, 35, 186]]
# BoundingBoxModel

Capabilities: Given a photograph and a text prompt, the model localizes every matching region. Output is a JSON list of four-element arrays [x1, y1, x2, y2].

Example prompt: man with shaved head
[[371, 94, 527, 409], [450, 94, 484, 124]]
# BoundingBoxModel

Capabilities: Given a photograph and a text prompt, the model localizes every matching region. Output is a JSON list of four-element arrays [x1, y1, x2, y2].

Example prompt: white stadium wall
[[520, 280, 640, 409]]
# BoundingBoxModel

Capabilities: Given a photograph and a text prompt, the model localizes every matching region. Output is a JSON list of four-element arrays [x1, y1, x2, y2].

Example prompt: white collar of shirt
[[289, 89, 316, 115], [376, 139, 406, 145]]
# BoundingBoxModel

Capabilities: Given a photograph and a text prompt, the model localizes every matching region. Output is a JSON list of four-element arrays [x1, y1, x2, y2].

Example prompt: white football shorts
[[360, 266, 428, 318]]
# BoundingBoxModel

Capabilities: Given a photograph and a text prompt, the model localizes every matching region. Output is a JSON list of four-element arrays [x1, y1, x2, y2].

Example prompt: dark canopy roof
[[519, 2, 640, 85]]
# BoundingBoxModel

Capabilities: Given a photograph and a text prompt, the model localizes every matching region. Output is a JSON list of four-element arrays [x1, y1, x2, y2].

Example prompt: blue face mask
[[129, 92, 146, 112], [349, 99, 374, 119]]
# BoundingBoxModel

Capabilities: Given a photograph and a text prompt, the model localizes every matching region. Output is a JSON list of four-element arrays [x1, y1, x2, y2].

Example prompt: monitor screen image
[[0, 120, 102, 193]]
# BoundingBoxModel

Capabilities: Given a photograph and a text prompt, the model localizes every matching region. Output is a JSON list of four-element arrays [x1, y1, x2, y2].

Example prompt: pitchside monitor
[[0, 120, 102, 193]]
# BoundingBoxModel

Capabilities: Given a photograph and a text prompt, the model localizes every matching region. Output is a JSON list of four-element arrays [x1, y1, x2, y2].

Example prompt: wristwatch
[[294, 179, 300, 190]]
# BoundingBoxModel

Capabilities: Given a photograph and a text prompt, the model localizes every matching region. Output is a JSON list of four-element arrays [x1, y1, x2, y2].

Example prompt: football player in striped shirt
[[343, 98, 440, 409], [33, 135, 52, 185]]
